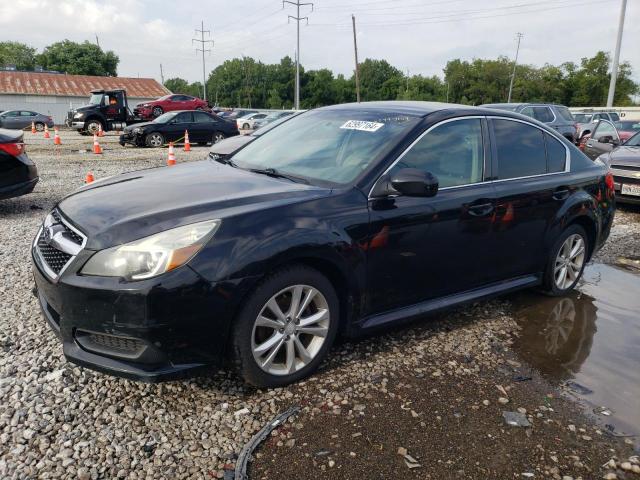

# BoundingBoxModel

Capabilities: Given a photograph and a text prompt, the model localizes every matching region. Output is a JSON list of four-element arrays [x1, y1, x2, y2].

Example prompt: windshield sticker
[[340, 120, 384, 132]]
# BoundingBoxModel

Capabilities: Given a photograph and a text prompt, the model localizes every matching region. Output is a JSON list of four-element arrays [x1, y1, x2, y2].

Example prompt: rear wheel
[[212, 131, 225, 144], [242, 122, 250, 130], [35, 122, 45, 132], [231, 265, 339, 387], [152, 106, 164, 117], [542, 225, 588, 296], [145, 132, 165, 148]]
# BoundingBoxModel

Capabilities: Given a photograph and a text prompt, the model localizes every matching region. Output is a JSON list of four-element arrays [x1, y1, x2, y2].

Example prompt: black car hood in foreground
[[124, 121, 154, 132], [58, 160, 330, 250], [604, 145, 640, 166]]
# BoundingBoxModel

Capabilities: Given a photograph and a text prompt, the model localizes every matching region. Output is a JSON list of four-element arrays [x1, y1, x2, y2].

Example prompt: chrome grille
[[34, 209, 86, 279]]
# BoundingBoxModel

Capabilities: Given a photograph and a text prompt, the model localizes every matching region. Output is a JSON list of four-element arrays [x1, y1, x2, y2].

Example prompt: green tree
[[37, 40, 118, 76], [164, 78, 202, 97], [358, 59, 404, 101], [0, 41, 37, 70]]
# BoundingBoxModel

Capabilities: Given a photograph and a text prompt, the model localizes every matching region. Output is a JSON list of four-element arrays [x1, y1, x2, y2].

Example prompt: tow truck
[[66, 89, 146, 135]]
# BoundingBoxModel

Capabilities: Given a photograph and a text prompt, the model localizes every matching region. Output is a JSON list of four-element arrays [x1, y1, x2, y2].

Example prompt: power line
[[283, 0, 314, 110], [193, 21, 214, 102], [507, 33, 524, 103]]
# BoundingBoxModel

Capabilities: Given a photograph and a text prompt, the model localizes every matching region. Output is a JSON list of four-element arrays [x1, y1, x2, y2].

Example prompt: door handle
[[468, 202, 494, 217], [553, 187, 570, 201]]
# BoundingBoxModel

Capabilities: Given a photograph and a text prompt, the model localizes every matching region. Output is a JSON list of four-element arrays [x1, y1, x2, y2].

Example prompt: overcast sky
[[1, 0, 637, 86]]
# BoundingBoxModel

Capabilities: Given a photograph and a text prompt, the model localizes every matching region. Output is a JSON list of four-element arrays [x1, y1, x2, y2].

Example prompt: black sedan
[[119, 110, 239, 148], [32, 102, 614, 387], [598, 131, 640, 204], [1, 128, 38, 200]]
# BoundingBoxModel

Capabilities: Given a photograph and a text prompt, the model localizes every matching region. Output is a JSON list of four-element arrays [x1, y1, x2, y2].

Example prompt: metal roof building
[[0, 71, 170, 124]]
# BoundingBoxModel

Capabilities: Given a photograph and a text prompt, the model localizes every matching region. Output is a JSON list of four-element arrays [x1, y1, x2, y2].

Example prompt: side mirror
[[390, 168, 438, 197]]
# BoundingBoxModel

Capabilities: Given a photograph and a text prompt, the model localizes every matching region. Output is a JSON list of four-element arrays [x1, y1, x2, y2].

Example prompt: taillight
[[605, 172, 615, 192], [0, 142, 25, 156]]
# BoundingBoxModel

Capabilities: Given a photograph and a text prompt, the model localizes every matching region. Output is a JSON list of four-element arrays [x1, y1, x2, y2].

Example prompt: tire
[[152, 106, 164, 117], [231, 265, 339, 388], [242, 123, 250, 130], [35, 122, 45, 132], [145, 132, 165, 148], [212, 131, 226, 144], [542, 224, 589, 296], [86, 119, 103, 135]]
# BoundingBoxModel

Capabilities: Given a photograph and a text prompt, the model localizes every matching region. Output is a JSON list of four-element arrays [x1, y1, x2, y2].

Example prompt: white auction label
[[340, 120, 384, 132]]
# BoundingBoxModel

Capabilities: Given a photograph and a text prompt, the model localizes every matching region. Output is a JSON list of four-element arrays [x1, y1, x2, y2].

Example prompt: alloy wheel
[[86, 121, 101, 134], [35, 122, 45, 132], [553, 234, 586, 290], [251, 284, 330, 376], [213, 132, 225, 143], [147, 133, 164, 147], [152, 107, 163, 117]]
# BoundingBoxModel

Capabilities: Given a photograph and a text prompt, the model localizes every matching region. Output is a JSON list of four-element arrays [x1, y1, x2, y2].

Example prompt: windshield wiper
[[247, 167, 309, 184], [210, 154, 237, 167]]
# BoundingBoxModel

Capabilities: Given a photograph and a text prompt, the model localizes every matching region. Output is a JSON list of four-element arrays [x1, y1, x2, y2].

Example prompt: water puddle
[[511, 262, 640, 444]]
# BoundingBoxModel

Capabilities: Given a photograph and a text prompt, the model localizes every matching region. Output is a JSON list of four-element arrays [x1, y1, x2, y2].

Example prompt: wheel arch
[[567, 215, 597, 261]]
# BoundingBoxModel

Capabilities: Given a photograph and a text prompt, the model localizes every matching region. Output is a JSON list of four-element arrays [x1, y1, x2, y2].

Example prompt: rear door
[[584, 120, 619, 160], [18, 111, 37, 129], [365, 116, 498, 315], [192, 111, 217, 143], [488, 117, 571, 279]]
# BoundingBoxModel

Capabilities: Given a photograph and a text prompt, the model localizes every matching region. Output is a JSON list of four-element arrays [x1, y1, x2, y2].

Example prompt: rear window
[[573, 113, 592, 123], [493, 119, 547, 179], [609, 112, 620, 121], [555, 107, 574, 122], [545, 134, 566, 173]]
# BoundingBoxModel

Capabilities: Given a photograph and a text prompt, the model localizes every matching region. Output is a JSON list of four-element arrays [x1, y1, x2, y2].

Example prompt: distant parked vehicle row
[[572, 110, 620, 142], [119, 110, 239, 148], [134, 94, 210, 120], [582, 119, 636, 160], [0, 110, 54, 131], [481, 103, 577, 142]]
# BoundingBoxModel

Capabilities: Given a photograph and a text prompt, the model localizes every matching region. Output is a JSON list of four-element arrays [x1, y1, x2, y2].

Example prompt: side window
[[392, 118, 484, 188], [545, 134, 566, 173], [593, 121, 618, 141], [532, 107, 554, 123], [170, 95, 182, 102], [6, 111, 19, 117], [609, 113, 620, 122], [173, 112, 193, 123], [493, 119, 546, 179], [520, 107, 535, 119], [193, 112, 214, 123], [20, 111, 36, 116]]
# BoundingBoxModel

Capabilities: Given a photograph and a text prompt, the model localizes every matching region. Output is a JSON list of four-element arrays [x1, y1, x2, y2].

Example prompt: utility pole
[[352, 14, 361, 103], [284, 0, 313, 110], [606, 0, 627, 108], [507, 32, 523, 103], [159, 64, 164, 85], [193, 21, 214, 102], [95, 34, 100, 48]]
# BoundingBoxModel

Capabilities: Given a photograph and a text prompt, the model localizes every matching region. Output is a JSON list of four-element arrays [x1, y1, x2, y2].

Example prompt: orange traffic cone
[[92, 134, 102, 154], [98, 124, 105, 137], [167, 142, 176, 166], [85, 172, 95, 183], [184, 130, 191, 152], [43, 125, 51, 139], [53, 128, 61, 145], [31, 122, 36, 134]]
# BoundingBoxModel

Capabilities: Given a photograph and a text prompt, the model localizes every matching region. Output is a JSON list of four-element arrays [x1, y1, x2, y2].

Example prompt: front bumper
[[32, 245, 256, 381], [612, 172, 640, 205], [119, 132, 141, 147], [70, 121, 85, 129]]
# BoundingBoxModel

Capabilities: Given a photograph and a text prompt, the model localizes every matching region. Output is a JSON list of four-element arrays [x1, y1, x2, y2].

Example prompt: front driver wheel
[[542, 224, 588, 296], [232, 265, 339, 388], [145, 132, 165, 148]]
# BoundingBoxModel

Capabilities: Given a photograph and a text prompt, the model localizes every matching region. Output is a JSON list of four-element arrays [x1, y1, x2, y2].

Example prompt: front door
[[365, 117, 497, 315], [584, 120, 619, 160], [167, 111, 194, 142]]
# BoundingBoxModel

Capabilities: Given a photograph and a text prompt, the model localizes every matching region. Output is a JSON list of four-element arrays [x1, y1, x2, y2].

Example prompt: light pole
[[507, 33, 524, 103], [606, 0, 627, 107]]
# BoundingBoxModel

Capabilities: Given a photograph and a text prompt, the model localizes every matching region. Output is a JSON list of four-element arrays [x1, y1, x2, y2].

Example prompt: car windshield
[[252, 114, 299, 137], [231, 109, 421, 185], [624, 131, 640, 147], [615, 121, 640, 131], [556, 106, 575, 122], [153, 112, 178, 123], [573, 113, 593, 123], [89, 93, 104, 105]]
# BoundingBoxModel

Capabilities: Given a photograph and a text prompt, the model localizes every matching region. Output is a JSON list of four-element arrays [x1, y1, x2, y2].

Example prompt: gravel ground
[[1, 130, 639, 479]]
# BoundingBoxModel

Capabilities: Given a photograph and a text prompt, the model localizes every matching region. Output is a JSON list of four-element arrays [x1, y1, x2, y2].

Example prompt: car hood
[[124, 121, 154, 132], [606, 146, 640, 166], [73, 105, 99, 113], [58, 160, 330, 249]]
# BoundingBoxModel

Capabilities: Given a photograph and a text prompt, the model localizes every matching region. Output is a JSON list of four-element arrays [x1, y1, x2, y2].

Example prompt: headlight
[[73, 112, 84, 119], [133, 127, 142, 134], [81, 220, 220, 280]]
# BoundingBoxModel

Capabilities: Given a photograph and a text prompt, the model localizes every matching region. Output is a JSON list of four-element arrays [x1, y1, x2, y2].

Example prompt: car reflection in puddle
[[510, 262, 640, 444]]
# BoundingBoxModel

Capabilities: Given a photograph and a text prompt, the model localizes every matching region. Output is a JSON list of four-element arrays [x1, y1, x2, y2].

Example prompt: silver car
[[572, 111, 620, 143], [0, 110, 55, 131], [481, 103, 577, 142]]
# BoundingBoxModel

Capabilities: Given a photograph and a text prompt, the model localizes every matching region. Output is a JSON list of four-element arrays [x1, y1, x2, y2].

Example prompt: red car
[[134, 94, 209, 119]]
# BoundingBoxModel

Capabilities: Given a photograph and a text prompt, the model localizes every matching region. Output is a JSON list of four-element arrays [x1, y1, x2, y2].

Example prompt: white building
[[0, 71, 170, 124]]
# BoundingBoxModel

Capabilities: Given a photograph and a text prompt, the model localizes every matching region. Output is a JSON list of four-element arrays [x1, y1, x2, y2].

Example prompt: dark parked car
[[119, 110, 239, 147], [32, 101, 614, 387], [134, 94, 210, 119], [592, 131, 640, 204], [1, 128, 38, 200], [481, 103, 577, 142], [0, 110, 54, 131]]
